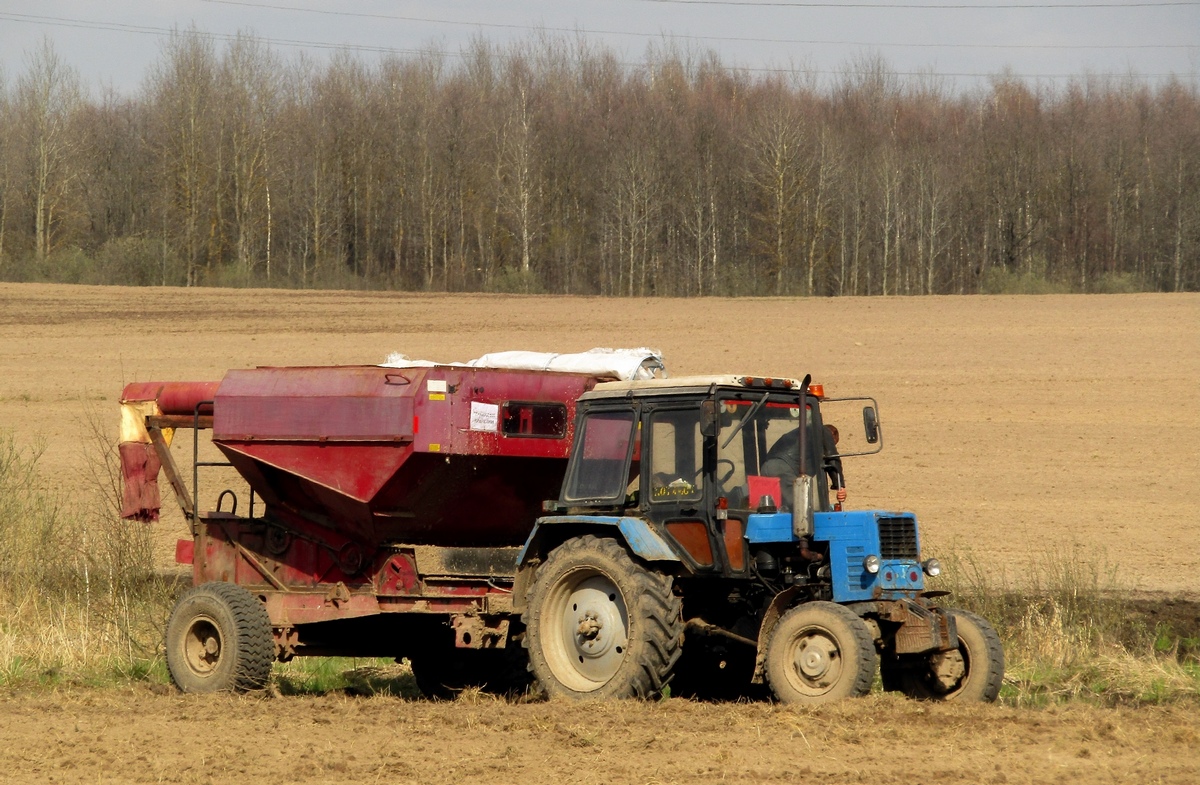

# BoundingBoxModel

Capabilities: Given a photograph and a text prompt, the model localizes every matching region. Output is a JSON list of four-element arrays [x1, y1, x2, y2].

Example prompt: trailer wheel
[[892, 609, 1004, 702], [165, 582, 274, 693], [765, 601, 877, 705], [524, 535, 682, 699]]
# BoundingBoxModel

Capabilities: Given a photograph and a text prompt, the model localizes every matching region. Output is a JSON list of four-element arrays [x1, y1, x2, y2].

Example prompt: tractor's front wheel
[[165, 582, 275, 693], [524, 535, 682, 699], [888, 609, 1004, 702], [765, 601, 878, 705]]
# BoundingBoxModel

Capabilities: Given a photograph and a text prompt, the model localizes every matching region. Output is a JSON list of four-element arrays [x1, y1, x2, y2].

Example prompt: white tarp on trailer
[[381, 347, 666, 381]]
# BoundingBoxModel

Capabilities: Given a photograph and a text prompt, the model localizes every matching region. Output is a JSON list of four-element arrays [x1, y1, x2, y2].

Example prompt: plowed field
[[1, 689, 1199, 785], [0, 283, 1197, 784], [2, 284, 1196, 592]]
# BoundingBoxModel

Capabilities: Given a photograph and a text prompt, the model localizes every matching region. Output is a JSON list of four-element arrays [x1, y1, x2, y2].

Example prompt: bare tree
[[220, 34, 280, 282], [745, 94, 807, 295], [146, 29, 219, 286], [16, 39, 84, 264], [0, 68, 10, 271], [0, 32, 1195, 295]]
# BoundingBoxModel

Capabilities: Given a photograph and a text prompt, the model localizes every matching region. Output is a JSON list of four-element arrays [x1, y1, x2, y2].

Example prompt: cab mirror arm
[[700, 400, 717, 438]]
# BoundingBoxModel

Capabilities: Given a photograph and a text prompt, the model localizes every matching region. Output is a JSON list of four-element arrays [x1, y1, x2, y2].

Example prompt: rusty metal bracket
[[324, 581, 351, 607], [452, 614, 511, 649], [211, 519, 291, 593], [870, 598, 958, 655], [274, 627, 300, 662], [232, 539, 291, 593]]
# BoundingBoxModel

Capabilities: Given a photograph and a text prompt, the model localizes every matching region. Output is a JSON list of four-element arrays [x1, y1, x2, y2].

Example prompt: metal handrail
[[192, 400, 255, 521]]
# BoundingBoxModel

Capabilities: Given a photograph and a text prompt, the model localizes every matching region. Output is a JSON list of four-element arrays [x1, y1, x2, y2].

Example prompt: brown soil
[[0, 283, 1198, 782], [1, 688, 1198, 785]]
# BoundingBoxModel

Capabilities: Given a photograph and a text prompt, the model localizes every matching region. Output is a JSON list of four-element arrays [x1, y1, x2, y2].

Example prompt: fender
[[517, 515, 680, 566], [513, 515, 680, 612]]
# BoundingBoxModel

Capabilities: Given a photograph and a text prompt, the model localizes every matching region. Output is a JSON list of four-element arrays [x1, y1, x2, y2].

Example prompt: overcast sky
[[1, 0, 1197, 95]]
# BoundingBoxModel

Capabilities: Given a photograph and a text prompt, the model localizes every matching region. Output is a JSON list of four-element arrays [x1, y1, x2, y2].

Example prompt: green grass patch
[[274, 657, 420, 698]]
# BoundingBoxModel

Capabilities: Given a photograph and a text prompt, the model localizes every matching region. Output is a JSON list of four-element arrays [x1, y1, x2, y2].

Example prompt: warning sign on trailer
[[470, 401, 500, 431]]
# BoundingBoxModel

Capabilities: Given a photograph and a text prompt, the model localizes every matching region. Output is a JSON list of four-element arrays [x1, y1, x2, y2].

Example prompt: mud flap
[[751, 586, 804, 684], [876, 599, 958, 654]]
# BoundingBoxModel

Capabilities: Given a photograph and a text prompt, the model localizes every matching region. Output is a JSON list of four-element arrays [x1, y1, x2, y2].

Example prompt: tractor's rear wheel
[[165, 582, 275, 693], [765, 601, 877, 705], [524, 535, 682, 699], [889, 609, 1004, 702]]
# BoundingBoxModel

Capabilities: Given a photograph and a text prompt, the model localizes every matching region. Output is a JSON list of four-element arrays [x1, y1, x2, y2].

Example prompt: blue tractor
[[515, 374, 1004, 704]]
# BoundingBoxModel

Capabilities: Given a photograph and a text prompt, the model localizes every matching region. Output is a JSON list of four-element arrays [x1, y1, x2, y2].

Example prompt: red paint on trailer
[[121, 381, 220, 414], [207, 365, 595, 547]]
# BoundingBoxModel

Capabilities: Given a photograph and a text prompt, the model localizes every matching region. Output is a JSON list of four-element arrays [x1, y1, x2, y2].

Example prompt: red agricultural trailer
[[121, 352, 662, 695]]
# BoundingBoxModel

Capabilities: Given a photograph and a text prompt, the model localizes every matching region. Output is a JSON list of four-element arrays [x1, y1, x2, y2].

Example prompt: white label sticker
[[427, 379, 448, 393], [469, 401, 500, 432]]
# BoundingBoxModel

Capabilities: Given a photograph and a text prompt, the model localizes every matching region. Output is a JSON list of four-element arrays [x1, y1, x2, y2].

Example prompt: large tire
[[765, 601, 877, 705], [523, 535, 683, 699], [409, 646, 533, 700], [165, 582, 275, 694], [892, 609, 1004, 702]]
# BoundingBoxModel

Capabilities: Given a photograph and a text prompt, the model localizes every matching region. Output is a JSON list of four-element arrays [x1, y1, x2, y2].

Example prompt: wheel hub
[[572, 597, 618, 659], [183, 617, 223, 676], [796, 637, 834, 679], [577, 612, 603, 640], [547, 572, 630, 689]]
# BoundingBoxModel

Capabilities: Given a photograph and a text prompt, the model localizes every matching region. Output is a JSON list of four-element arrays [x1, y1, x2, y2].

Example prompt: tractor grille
[[878, 517, 918, 560]]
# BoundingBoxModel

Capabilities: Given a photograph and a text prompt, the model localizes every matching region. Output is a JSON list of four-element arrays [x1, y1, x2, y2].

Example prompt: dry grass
[[0, 423, 174, 688], [938, 546, 1200, 706], [1, 425, 1197, 706]]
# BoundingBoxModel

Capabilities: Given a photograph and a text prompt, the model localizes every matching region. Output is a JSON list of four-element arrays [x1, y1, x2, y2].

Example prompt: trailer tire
[[765, 601, 877, 705], [523, 535, 682, 699], [165, 581, 275, 694], [891, 609, 1004, 703]]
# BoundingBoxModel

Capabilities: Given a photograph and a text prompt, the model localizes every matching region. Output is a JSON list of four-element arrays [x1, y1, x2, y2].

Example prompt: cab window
[[648, 409, 704, 503]]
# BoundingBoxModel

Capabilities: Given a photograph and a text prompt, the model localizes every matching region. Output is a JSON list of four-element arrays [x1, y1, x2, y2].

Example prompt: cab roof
[[581, 374, 809, 401]]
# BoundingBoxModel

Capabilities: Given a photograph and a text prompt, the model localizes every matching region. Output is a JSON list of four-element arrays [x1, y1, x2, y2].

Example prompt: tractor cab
[[545, 375, 882, 581]]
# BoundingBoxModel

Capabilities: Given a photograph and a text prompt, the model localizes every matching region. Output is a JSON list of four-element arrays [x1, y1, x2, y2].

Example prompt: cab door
[[642, 405, 723, 573]]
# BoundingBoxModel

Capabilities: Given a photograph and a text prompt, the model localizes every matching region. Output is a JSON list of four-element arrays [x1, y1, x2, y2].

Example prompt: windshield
[[717, 395, 819, 511], [562, 409, 637, 503]]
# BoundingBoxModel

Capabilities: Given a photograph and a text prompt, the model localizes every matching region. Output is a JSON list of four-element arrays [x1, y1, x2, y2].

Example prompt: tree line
[[0, 33, 1197, 296]]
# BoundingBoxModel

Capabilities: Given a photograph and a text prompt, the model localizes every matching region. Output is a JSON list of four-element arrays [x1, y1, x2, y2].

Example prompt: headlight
[[863, 555, 881, 574], [922, 558, 942, 577]]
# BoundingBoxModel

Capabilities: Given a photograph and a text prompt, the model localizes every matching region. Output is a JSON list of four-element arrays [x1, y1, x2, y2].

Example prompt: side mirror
[[863, 406, 880, 444], [700, 400, 717, 438]]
